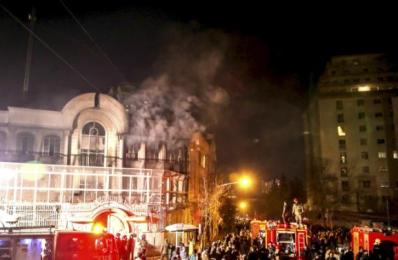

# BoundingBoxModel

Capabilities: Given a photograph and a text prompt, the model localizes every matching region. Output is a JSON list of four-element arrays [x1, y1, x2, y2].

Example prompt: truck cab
[[54, 230, 119, 260]]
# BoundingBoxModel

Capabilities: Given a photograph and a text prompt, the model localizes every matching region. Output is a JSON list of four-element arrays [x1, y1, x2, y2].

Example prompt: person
[[121, 235, 128, 260], [292, 198, 304, 226], [127, 234, 136, 260], [160, 238, 169, 260], [138, 234, 148, 257], [282, 201, 289, 224]]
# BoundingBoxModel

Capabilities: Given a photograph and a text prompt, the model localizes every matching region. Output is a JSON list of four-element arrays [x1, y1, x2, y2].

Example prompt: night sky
[[1, 1, 397, 180]]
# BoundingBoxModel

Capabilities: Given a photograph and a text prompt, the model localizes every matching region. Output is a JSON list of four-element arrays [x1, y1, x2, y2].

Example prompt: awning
[[165, 223, 198, 232]]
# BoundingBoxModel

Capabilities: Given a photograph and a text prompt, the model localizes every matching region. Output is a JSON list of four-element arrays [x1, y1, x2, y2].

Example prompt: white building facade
[[0, 93, 195, 239]]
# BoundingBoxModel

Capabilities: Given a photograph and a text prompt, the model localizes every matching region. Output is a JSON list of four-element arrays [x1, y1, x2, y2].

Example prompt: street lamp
[[238, 200, 248, 211], [218, 175, 253, 189]]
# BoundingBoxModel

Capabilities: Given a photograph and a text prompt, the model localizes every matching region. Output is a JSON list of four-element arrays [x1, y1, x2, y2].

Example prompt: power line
[[59, 0, 127, 82], [0, 3, 99, 92]]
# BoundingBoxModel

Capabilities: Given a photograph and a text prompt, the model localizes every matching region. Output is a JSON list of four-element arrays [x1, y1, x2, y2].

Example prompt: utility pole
[[23, 7, 36, 99]]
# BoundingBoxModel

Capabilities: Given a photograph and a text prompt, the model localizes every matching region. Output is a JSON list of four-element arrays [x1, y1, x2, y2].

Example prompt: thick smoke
[[123, 33, 230, 146], [125, 75, 203, 145]]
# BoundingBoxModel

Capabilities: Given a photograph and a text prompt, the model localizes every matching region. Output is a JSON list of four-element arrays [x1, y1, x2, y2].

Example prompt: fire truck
[[351, 226, 398, 259], [53, 229, 119, 260], [250, 219, 308, 258]]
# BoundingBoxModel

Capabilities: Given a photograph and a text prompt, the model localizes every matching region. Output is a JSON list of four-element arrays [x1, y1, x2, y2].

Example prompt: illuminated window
[[358, 112, 365, 119], [81, 122, 106, 166], [337, 126, 346, 136], [361, 152, 369, 160], [337, 114, 344, 123], [358, 85, 371, 92], [43, 135, 60, 156], [340, 152, 347, 164], [201, 154, 207, 168], [359, 125, 367, 132], [362, 166, 369, 174], [378, 152, 387, 158], [360, 138, 367, 145], [339, 140, 346, 150], [394, 151, 398, 159]]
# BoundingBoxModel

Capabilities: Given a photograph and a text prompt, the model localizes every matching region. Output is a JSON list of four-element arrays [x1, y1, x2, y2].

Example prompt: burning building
[[0, 92, 216, 247]]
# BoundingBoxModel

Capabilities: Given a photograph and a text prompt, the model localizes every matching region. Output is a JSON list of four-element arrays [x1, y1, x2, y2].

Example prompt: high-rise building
[[305, 53, 398, 214]]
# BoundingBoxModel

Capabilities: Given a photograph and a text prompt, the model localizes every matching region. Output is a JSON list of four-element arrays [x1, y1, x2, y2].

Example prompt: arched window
[[43, 135, 60, 156], [16, 132, 35, 153], [81, 122, 106, 166], [0, 131, 6, 150]]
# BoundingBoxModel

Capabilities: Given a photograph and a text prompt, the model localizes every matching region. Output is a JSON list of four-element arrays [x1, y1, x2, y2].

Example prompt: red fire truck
[[54, 230, 119, 260], [250, 219, 308, 258], [351, 226, 398, 259]]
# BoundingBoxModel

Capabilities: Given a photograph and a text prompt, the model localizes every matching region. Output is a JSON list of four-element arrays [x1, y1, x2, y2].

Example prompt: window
[[358, 112, 365, 119], [16, 132, 34, 153], [375, 112, 383, 118], [373, 99, 382, 104], [339, 140, 346, 150], [337, 113, 344, 123], [362, 166, 370, 174], [363, 181, 371, 188], [361, 152, 369, 160], [360, 138, 367, 145], [357, 99, 365, 106], [375, 125, 384, 131], [378, 152, 387, 158], [337, 126, 346, 136], [377, 139, 385, 144], [43, 135, 60, 156], [0, 131, 6, 149], [81, 122, 106, 166], [201, 154, 207, 168], [336, 100, 343, 110], [340, 152, 347, 164], [341, 194, 350, 204], [341, 181, 350, 191], [341, 167, 348, 177], [394, 151, 398, 159], [359, 125, 367, 132]]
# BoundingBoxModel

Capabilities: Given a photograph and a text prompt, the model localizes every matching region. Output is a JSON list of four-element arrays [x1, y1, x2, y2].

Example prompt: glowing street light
[[219, 175, 253, 189], [238, 201, 248, 211]]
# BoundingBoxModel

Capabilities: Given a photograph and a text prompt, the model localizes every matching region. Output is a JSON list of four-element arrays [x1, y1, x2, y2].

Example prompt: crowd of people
[[155, 225, 395, 260]]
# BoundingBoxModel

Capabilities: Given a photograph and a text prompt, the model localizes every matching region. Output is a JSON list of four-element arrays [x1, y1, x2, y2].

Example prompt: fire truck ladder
[[297, 232, 305, 256]]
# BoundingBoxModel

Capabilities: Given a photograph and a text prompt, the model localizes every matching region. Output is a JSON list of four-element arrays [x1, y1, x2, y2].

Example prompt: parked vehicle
[[54, 230, 119, 260]]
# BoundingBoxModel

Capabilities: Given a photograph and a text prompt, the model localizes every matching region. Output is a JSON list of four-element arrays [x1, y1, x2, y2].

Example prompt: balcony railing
[[0, 150, 188, 174]]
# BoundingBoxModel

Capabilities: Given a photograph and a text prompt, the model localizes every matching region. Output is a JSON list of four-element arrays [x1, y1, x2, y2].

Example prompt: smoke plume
[[123, 29, 230, 146]]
